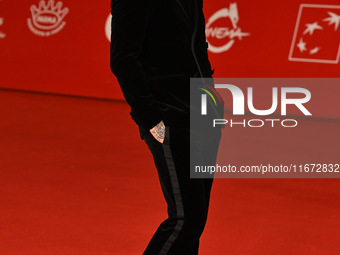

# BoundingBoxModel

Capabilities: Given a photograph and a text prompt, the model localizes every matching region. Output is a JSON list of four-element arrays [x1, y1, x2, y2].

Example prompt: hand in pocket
[[150, 121, 165, 143]]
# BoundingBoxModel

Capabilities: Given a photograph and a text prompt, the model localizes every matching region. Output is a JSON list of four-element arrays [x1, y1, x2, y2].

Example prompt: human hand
[[150, 121, 165, 143]]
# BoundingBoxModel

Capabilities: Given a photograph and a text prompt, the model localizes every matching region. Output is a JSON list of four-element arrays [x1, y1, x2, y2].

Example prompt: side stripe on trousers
[[159, 127, 185, 255]]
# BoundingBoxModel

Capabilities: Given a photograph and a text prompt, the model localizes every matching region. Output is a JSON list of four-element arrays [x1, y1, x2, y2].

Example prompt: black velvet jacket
[[110, 0, 213, 137]]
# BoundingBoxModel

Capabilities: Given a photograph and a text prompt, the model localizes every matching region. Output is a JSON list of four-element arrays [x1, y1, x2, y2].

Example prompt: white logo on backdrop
[[27, 0, 69, 37], [205, 3, 250, 53], [289, 4, 340, 64], [105, 14, 112, 42], [0, 17, 6, 39]]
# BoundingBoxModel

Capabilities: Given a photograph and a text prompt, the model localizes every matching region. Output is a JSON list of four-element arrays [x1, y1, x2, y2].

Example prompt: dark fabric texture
[[142, 126, 221, 255], [110, 1, 221, 254], [110, 0, 213, 137]]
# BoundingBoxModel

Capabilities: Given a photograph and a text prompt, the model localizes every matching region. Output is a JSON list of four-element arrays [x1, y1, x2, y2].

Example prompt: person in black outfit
[[110, 0, 222, 254]]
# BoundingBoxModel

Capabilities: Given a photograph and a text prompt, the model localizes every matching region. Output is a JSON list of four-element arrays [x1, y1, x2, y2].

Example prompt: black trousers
[[142, 125, 221, 255]]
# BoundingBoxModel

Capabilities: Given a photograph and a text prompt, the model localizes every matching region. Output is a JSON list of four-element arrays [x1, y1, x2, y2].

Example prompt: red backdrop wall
[[0, 0, 339, 118]]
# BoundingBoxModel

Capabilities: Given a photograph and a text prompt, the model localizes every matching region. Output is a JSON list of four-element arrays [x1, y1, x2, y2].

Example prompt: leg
[[142, 125, 221, 255]]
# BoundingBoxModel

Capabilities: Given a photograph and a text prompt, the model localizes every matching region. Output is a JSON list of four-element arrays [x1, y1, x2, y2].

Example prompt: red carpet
[[0, 90, 339, 255]]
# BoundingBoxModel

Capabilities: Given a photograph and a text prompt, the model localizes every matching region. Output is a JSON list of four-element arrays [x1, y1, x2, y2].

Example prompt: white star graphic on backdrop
[[323, 12, 340, 31], [309, 47, 320, 55], [303, 22, 323, 35], [297, 38, 307, 52]]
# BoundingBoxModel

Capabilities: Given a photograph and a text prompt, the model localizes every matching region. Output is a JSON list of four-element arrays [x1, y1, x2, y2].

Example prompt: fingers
[[150, 121, 165, 143]]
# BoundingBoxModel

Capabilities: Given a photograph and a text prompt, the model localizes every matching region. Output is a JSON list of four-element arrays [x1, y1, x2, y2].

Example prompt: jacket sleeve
[[110, 0, 162, 130], [195, 0, 214, 77]]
